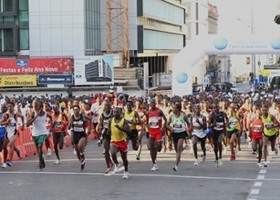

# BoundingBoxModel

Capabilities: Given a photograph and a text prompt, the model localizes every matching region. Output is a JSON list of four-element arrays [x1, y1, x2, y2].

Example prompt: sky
[[209, 0, 279, 35]]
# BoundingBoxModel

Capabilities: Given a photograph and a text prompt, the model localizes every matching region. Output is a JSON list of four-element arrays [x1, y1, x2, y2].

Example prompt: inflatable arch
[[172, 34, 280, 96]]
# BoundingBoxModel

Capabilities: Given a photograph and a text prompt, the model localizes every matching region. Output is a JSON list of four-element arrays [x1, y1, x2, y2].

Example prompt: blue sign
[[16, 60, 29, 67], [38, 74, 73, 84], [214, 38, 228, 50], [176, 72, 188, 84], [270, 37, 280, 50]]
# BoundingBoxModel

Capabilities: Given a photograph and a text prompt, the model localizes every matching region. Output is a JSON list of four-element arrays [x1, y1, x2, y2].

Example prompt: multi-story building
[[100, 0, 186, 87], [0, 0, 29, 56], [1, 0, 186, 89]]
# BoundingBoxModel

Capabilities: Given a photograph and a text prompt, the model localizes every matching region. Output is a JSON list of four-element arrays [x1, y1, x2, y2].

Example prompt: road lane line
[[254, 182, 262, 187], [0, 171, 267, 181], [250, 189, 259, 195]]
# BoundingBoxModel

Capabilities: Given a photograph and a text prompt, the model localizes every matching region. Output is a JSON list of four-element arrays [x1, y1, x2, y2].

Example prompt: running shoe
[[80, 159, 86, 171], [7, 161, 13, 167], [47, 148, 52, 157], [97, 140, 102, 147], [136, 154, 141, 161], [54, 159, 61, 165], [73, 149, 77, 155], [230, 154, 236, 161], [217, 159, 223, 167], [194, 159, 199, 166], [114, 164, 125, 173], [2, 163, 7, 168], [17, 150, 23, 160], [275, 148, 278, 155], [257, 163, 263, 168], [263, 161, 268, 168], [123, 171, 129, 179], [201, 155, 206, 162], [173, 166, 178, 172], [151, 164, 158, 171], [151, 164, 159, 171]]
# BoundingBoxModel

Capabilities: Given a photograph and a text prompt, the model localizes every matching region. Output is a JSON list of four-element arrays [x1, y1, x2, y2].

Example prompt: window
[[3, 0, 13, 12], [20, 28, 28, 50], [3, 29, 13, 51]]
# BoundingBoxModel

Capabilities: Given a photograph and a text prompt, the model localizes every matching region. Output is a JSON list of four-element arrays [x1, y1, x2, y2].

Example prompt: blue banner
[[38, 74, 73, 84]]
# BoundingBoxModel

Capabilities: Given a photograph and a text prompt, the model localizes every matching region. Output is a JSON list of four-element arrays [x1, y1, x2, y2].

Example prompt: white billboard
[[74, 55, 114, 85]]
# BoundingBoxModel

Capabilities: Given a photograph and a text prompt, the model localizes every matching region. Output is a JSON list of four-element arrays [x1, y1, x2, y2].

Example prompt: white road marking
[[259, 170, 266, 174], [250, 189, 259, 195], [257, 175, 265, 180], [0, 170, 279, 182], [254, 182, 262, 187]]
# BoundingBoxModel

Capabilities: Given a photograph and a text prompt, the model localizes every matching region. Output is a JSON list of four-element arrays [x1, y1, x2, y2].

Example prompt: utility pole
[[106, 0, 130, 68]]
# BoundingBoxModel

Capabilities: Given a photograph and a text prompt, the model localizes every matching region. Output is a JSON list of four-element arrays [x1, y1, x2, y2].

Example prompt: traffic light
[[246, 57, 250, 64]]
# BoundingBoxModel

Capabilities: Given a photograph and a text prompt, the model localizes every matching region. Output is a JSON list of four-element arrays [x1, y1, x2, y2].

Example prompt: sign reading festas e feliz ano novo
[[0, 75, 37, 87]]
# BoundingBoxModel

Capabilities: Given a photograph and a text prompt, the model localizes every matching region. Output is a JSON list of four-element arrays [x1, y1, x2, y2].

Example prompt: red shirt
[[148, 108, 162, 134]]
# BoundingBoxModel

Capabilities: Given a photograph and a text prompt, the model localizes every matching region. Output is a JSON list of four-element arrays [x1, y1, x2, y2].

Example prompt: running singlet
[[251, 118, 263, 139], [0, 113, 6, 138], [110, 118, 126, 142], [226, 116, 239, 132], [102, 111, 113, 129], [192, 115, 206, 138], [170, 113, 186, 133], [213, 112, 225, 131], [52, 113, 65, 132], [32, 112, 48, 136], [125, 110, 137, 130], [262, 114, 277, 136], [148, 108, 162, 134], [72, 115, 86, 134], [6, 112, 17, 139]]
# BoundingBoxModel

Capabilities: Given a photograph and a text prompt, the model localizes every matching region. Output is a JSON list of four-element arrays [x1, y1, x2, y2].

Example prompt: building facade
[[0, 0, 186, 89]]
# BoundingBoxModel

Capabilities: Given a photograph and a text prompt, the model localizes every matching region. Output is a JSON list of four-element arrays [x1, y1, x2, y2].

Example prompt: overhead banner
[[74, 55, 114, 85], [0, 75, 37, 87], [0, 58, 72, 74], [172, 34, 280, 96], [38, 74, 73, 84]]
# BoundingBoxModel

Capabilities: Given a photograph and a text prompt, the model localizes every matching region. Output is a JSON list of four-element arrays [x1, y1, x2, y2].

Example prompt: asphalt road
[[0, 137, 279, 200]]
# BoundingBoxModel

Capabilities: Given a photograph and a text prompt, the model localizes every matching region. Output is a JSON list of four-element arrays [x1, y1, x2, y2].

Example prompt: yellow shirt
[[124, 110, 136, 130], [110, 118, 127, 142]]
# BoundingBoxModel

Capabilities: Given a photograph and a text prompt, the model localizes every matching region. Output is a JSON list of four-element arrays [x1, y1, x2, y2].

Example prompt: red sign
[[0, 58, 72, 74]]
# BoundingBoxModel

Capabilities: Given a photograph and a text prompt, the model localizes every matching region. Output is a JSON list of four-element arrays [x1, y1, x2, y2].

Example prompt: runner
[[68, 104, 91, 171], [167, 102, 189, 171], [261, 105, 279, 167], [226, 107, 240, 161], [190, 104, 207, 166], [52, 102, 68, 164], [109, 107, 131, 179], [27, 100, 52, 171], [0, 104, 8, 167], [209, 104, 228, 167], [146, 98, 167, 171], [124, 100, 141, 151], [135, 99, 146, 160], [2, 101, 24, 168], [96, 101, 114, 174], [249, 109, 264, 167]]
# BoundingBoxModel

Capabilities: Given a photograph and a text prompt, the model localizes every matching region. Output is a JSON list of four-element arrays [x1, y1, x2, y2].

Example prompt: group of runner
[[0, 90, 280, 179]]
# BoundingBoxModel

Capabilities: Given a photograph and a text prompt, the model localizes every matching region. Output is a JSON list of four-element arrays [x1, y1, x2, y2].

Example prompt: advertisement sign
[[0, 75, 37, 87], [74, 55, 114, 85], [0, 58, 72, 74], [38, 74, 73, 84], [160, 74, 172, 87]]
